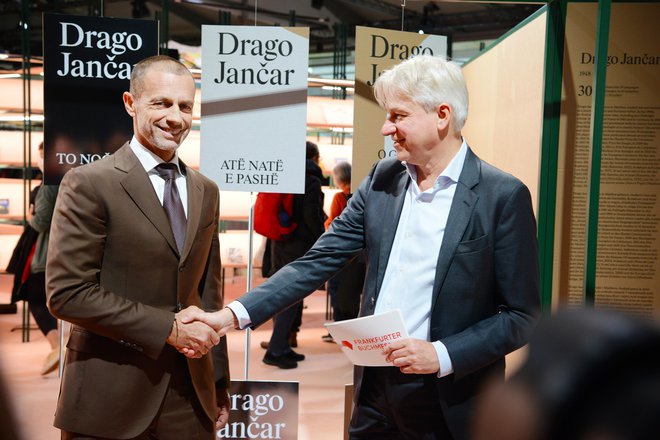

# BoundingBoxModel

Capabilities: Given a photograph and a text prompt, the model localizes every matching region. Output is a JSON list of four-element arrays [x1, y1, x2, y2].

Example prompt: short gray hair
[[333, 161, 351, 186], [130, 55, 192, 98], [373, 55, 469, 131]]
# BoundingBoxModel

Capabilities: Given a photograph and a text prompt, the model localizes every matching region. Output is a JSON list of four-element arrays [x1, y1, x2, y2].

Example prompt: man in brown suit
[[46, 55, 230, 439]]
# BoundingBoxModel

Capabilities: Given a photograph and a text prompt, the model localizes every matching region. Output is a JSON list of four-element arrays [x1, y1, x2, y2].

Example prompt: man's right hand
[[166, 309, 220, 358], [180, 306, 236, 333]]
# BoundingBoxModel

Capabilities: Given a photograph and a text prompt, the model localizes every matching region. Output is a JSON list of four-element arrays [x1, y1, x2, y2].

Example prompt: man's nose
[[381, 120, 395, 136], [166, 106, 184, 125]]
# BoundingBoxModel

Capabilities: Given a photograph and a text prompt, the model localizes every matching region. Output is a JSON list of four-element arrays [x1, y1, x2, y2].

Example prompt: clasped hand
[[167, 306, 236, 358]]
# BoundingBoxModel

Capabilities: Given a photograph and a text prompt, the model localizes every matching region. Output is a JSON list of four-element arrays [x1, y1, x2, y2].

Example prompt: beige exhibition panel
[[554, 3, 660, 316], [462, 11, 547, 215]]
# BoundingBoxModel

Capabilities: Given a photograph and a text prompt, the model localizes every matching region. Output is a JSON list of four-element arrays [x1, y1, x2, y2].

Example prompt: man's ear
[[436, 103, 452, 130], [123, 91, 136, 117]]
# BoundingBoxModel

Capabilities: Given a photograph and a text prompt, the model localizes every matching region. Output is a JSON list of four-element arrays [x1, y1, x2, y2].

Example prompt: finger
[[385, 345, 407, 363], [211, 331, 220, 346], [388, 339, 406, 350], [181, 348, 199, 358], [187, 348, 203, 358], [391, 355, 406, 367], [216, 407, 230, 429], [202, 332, 217, 349], [178, 310, 200, 324]]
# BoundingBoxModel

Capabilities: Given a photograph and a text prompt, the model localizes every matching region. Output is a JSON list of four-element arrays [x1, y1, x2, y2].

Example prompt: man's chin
[[154, 141, 180, 152]]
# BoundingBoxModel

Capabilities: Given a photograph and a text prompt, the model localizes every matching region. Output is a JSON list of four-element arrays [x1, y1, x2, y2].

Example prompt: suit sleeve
[[46, 168, 174, 360]]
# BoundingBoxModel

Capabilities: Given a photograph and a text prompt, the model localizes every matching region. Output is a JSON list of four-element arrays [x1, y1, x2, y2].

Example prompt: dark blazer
[[238, 147, 540, 439], [47, 143, 230, 438]]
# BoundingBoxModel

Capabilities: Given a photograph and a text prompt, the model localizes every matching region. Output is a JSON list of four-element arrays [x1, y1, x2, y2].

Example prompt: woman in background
[[9, 142, 60, 375], [322, 161, 365, 342]]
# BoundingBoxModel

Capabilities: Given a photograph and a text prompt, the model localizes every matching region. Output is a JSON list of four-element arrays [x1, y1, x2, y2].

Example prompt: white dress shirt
[[374, 141, 467, 377], [229, 141, 468, 377], [129, 137, 188, 217]]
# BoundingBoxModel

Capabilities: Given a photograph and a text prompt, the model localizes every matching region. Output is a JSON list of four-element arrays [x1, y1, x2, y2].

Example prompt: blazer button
[[176, 302, 183, 312], [179, 266, 185, 272]]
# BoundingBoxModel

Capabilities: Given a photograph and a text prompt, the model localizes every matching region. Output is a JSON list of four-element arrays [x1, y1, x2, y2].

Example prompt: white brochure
[[324, 310, 408, 366]]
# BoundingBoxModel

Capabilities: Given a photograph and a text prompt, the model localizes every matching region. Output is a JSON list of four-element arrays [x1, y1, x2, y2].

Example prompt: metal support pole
[[537, 0, 567, 313], [243, 193, 256, 380], [583, 0, 611, 306], [161, 0, 170, 53], [20, 0, 32, 343]]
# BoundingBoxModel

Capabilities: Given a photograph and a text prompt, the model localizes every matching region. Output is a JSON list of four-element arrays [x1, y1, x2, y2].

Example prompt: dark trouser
[[62, 359, 214, 440], [24, 272, 58, 336], [290, 300, 303, 334], [350, 367, 453, 440], [328, 259, 364, 322], [267, 301, 302, 356]]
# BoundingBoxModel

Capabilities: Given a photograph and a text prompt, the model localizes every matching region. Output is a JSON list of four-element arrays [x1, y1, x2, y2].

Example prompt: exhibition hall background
[[1, 1, 658, 439]]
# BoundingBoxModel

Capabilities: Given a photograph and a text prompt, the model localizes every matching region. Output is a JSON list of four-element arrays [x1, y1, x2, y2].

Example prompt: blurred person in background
[[260, 141, 327, 368], [6, 141, 60, 375], [472, 309, 660, 440], [321, 161, 365, 343]]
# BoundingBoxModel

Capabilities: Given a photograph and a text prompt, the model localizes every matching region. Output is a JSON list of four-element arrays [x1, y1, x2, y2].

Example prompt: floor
[[0, 271, 352, 440]]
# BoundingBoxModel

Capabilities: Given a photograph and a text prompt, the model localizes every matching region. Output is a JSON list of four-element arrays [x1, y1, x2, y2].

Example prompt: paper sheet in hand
[[324, 310, 408, 366]]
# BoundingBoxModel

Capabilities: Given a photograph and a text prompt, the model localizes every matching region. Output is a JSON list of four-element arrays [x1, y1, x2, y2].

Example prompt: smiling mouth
[[160, 127, 182, 137]]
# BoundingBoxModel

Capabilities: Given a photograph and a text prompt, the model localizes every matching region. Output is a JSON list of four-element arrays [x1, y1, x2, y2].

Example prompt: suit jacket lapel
[[181, 161, 204, 262], [116, 144, 179, 255], [375, 167, 408, 297], [431, 147, 480, 311]]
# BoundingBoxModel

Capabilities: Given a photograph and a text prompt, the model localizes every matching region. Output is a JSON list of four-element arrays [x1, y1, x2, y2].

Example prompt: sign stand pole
[[243, 192, 256, 380]]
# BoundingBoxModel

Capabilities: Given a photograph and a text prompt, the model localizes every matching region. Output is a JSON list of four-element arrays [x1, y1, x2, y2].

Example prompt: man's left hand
[[383, 338, 440, 375], [216, 388, 230, 430]]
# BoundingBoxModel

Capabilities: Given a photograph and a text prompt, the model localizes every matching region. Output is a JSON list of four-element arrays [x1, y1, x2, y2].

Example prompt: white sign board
[[201, 26, 310, 194]]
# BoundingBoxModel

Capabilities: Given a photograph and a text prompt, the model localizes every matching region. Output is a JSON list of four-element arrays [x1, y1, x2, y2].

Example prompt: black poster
[[218, 380, 299, 439], [43, 13, 158, 184]]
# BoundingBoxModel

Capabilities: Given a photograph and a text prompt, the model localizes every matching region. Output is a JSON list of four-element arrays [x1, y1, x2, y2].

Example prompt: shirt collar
[[129, 136, 184, 176], [402, 138, 468, 191]]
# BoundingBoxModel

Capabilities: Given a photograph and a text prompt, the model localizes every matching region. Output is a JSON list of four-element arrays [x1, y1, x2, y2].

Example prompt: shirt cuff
[[432, 341, 454, 378], [226, 301, 252, 330]]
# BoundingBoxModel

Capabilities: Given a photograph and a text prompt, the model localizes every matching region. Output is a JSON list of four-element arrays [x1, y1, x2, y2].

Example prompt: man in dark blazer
[[46, 55, 230, 439], [182, 55, 540, 439]]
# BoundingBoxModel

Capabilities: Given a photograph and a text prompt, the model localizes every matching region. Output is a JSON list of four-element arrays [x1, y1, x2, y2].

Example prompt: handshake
[[166, 306, 237, 358]]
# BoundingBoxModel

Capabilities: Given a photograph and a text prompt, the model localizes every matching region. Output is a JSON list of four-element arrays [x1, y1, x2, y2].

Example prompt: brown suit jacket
[[46, 143, 229, 438]]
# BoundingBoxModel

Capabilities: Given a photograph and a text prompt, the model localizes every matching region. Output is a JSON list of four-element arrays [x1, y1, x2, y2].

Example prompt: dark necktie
[[155, 163, 186, 254]]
